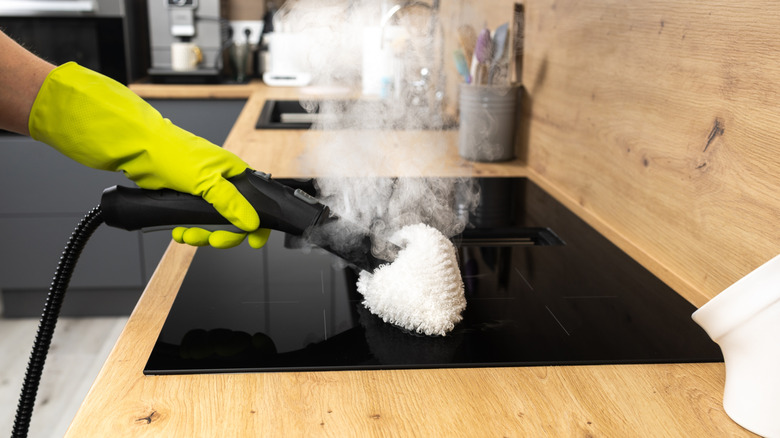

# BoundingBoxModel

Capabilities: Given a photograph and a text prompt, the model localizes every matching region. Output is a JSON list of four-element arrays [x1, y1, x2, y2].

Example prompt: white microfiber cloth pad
[[356, 223, 466, 336]]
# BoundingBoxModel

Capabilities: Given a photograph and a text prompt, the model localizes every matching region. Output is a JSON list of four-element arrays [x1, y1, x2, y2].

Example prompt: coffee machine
[[147, 0, 229, 83]]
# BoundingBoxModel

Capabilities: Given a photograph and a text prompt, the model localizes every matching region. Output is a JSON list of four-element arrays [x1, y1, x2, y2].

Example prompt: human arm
[[0, 30, 268, 248], [0, 30, 54, 135]]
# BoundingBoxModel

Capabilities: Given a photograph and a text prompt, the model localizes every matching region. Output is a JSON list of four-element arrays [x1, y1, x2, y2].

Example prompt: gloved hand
[[172, 226, 271, 249], [28, 62, 269, 248]]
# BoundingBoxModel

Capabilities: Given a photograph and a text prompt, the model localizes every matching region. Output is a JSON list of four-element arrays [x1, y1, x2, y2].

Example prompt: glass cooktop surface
[[145, 178, 722, 375]]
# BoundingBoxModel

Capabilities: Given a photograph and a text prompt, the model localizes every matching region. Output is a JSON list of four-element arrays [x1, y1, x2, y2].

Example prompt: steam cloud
[[277, 0, 480, 261]]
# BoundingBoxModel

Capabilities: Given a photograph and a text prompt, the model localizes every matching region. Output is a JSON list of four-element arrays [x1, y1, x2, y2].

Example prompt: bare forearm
[[0, 30, 55, 135]]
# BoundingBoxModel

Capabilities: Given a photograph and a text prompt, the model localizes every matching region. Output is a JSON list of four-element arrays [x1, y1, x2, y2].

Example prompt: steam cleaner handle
[[100, 169, 328, 235]]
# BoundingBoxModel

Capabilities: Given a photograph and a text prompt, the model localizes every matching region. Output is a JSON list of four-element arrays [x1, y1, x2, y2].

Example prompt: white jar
[[692, 254, 780, 437]]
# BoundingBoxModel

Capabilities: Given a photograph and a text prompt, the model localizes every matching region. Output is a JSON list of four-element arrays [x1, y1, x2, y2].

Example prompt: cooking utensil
[[472, 27, 492, 85], [488, 22, 509, 84], [457, 24, 476, 70], [453, 48, 471, 84]]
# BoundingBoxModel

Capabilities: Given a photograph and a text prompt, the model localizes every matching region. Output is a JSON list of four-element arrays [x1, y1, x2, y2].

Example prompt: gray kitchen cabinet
[[0, 99, 246, 316]]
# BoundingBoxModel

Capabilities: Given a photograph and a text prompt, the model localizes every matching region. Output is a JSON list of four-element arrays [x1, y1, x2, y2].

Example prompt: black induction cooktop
[[144, 178, 722, 375]]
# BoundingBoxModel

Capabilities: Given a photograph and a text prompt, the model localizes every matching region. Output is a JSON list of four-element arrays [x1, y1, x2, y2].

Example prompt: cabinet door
[[0, 135, 130, 215], [0, 134, 144, 316], [0, 215, 145, 317], [0, 135, 142, 289], [0, 216, 142, 289]]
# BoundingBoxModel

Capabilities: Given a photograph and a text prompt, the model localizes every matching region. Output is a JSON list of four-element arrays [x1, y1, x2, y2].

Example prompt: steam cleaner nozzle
[[100, 169, 392, 271]]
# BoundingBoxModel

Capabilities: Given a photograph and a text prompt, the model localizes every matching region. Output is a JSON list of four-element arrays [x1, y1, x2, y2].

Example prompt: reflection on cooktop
[[145, 178, 722, 375]]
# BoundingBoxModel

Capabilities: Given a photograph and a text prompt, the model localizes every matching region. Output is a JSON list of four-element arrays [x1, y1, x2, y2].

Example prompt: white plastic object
[[262, 32, 312, 87], [692, 254, 780, 437], [262, 72, 311, 87]]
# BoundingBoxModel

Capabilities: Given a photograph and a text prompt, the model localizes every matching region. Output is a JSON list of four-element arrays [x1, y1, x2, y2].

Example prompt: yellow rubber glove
[[172, 226, 271, 249], [28, 62, 269, 249]]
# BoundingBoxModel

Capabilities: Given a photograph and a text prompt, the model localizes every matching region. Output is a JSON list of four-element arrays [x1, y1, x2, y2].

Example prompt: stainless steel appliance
[[146, 0, 229, 83], [0, 0, 148, 84]]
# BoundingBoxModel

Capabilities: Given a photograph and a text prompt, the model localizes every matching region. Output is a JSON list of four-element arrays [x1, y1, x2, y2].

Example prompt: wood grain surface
[[64, 242, 749, 436], [521, 0, 780, 306], [226, 92, 528, 179], [129, 80, 267, 100]]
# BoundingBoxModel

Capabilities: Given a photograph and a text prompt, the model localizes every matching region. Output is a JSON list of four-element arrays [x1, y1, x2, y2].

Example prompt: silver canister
[[458, 84, 519, 162]]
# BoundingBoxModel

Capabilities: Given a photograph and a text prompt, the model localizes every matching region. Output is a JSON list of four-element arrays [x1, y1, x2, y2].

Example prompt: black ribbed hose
[[12, 206, 105, 438]]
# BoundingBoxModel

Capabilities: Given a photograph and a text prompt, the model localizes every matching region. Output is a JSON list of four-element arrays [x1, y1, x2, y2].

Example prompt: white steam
[[277, 0, 480, 261]]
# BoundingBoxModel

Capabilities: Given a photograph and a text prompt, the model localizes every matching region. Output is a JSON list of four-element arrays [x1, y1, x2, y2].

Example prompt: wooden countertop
[[128, 79, 266, 99], [66, 84, 754, 437]]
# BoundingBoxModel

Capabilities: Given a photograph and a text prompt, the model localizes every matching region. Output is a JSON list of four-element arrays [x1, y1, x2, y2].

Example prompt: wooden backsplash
[[520, 0, 780, 306], [227, 0, 777, 305], [225, 0, 266, 20]]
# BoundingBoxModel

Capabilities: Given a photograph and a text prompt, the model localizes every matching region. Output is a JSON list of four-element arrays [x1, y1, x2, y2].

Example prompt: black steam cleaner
[[12, 169, 390, 438], [101, 169, 390, 271]]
